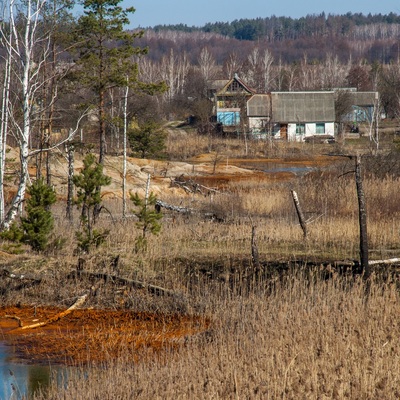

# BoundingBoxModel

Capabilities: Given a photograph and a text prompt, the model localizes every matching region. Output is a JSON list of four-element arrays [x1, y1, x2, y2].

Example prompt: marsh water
[[0, 342, 66, 399]]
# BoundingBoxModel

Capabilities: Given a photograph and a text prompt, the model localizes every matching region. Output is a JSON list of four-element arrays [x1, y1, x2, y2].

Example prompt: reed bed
[[35, 272, 400, 399], [2, 132, 399, 398]]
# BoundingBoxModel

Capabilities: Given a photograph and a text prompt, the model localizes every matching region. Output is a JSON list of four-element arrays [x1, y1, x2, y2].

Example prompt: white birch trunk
[[0, 40, 12, 223], [2, 0, 48, 229], [122, 82, 129, 218]]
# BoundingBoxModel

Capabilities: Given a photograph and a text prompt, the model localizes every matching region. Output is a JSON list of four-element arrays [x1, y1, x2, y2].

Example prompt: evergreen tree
[[21, 179, 57, 252], [73, 153, 111, 252], [128, 121, 167, 159], [74, 0, 165, 164], [130, 191, 162, 252]]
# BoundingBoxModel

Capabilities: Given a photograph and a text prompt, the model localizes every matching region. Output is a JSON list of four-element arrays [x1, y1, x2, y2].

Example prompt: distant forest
[[136, 12, 400, 64]]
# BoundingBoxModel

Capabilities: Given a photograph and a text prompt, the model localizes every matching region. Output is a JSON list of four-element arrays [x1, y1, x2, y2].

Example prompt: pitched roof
[[248, 92, 336, 122], [217, 75, 256, 96]]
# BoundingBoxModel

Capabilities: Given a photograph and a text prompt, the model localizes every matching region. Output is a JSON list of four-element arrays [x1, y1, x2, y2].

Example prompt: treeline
[[138, 13, 400, 65], [153, 12, 400, 41]]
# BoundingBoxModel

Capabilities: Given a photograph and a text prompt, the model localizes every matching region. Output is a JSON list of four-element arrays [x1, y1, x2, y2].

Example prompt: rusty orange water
[[0, 306, 209, 365]]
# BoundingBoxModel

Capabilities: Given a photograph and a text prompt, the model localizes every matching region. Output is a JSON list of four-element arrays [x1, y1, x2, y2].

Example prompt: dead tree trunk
[[355, 155, 370, 279], [291, 190, 307, 238]]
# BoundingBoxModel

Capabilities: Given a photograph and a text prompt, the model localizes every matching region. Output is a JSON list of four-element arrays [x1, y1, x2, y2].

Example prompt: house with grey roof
[[247, 91, 336, 141], [213, 75, 378, 141]]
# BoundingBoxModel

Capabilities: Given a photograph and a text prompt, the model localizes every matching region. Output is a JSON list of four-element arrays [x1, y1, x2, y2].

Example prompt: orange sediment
[[0, 306, 209, 365]]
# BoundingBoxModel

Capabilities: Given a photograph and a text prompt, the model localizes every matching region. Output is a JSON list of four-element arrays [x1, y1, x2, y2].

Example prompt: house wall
[[249, 118, 335, 140], [286, 122, 335, 141], [249, 117, 269, 132]]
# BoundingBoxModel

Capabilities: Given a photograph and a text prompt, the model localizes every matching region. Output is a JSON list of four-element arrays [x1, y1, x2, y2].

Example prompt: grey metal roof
[[347, 91, 378, 106], [271, 92, 335, 123], [247, 94, 271, 117]]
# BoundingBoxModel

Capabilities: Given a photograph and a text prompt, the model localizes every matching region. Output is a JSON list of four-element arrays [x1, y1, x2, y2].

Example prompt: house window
[[230, 81, 240, 92], [296, 124, 305, 135], [316, 123, 325, 134]]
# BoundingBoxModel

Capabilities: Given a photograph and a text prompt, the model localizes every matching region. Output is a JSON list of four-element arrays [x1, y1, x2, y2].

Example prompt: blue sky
[[128, 0, 400, 28]]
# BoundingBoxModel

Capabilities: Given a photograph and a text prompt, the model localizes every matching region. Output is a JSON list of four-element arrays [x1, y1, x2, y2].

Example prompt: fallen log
[[171, 176, 219, 195], [8, 293, 88, 332], [1, 268, 42, 291], [68, 269, 177, 297], [1, 268, 42, 284], [155, 199, 193, 214], [368, 258, 400, 266], [156, 199, 225, 222]]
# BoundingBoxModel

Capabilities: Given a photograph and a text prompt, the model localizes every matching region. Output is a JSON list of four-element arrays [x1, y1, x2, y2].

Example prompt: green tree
[[74, 0, 165, 164], [21, 179, 57, 252], [73, 153, 111, 252], [130, 191, 162, 252], [128, 121, 167, 159]]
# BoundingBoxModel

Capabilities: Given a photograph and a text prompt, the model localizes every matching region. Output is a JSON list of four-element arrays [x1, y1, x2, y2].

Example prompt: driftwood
[[8, 293, 88, 332], [369, 258, 400, 265], [1, 268, 42, 290], [156, 199, 225, 222], [171, 175, 218, 195], [2, 268, 42, 283], [156, 199, 192, 214], [69, 269, 177, 297]]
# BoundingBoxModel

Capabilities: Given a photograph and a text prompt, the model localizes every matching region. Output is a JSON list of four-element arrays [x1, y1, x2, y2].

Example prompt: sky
[[127, 0, 400, 28]]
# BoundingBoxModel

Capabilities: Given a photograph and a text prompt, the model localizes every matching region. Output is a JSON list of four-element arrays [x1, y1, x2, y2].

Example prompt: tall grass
[[36, 272, 400, 399], [2, 132, 399, 398]]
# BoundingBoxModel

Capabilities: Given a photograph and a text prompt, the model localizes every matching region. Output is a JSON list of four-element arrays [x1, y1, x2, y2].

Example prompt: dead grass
[[1, 129, 399, 399], [35, 272, 400, 399]]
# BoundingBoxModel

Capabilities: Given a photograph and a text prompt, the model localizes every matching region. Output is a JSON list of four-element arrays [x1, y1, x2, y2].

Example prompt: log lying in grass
[[156, 199, 225, 222], [368, 258, 400, 266], [8, 293, 88, 332], [1, 268, 42, 290], [1, 268, 42, 284], [171, 176, 219, 195], [68, 269, 178, 297], [155, 199, 193, 214]]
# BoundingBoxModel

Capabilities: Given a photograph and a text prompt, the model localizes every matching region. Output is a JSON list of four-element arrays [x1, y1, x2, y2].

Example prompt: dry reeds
[[36, 272, 400, 399]]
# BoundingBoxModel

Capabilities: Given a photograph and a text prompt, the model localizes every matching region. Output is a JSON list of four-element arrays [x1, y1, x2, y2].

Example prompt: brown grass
[[0, 129, 399, 399], [35, 273, 400, 399]]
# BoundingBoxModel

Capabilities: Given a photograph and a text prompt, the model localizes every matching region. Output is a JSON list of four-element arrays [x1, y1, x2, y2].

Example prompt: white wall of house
[[249, 118, 335, 141], [286, 122, 335, 141], [248, 117, 269, 133]]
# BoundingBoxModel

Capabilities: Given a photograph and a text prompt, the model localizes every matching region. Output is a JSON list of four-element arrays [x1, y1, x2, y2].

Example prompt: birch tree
[[0, 0, 50, 229], [0, 8, 12, 223], [198, 47, 217, 83]]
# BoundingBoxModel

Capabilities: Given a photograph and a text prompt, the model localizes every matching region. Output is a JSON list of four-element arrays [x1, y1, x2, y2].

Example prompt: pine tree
[[74, 0, 165, 164], [73, 153, 111, 252], [20, 179, 57, 252], [130, 191, 162, 252], [128, 121, 167, 159]]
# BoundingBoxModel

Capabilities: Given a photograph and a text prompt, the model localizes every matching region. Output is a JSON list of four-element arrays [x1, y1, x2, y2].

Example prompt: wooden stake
[[291, 190, 307, 238]]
